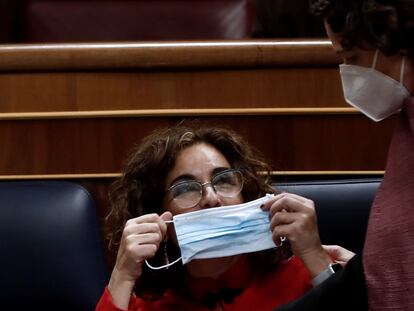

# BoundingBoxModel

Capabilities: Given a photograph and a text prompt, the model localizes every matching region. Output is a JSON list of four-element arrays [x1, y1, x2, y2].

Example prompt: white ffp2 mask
[[339, 50, 410, 122]]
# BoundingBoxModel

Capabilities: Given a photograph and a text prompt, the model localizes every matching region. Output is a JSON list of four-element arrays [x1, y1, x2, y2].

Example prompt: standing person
[[95, 125, 334, 311], [275, 0, 414, 310]]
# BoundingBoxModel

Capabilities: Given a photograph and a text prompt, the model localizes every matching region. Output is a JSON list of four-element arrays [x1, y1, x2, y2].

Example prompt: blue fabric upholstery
[[0, 181, 108, 310], [275, 178, 381, 254]]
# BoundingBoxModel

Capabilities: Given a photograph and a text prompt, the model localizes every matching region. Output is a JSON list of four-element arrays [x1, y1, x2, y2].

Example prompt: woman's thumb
[[160, 211, 173, 221]]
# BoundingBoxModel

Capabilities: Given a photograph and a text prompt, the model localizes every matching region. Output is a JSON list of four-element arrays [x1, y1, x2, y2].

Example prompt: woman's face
[[164, 143, 243, 216]]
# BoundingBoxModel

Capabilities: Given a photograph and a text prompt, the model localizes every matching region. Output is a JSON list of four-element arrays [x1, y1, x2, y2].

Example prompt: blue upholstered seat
[[0, 178, 379, 309], [0, 181, 108, 310]]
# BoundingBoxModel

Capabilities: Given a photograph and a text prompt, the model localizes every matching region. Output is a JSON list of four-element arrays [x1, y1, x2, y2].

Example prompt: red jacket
[[96, 256, 312, 311]]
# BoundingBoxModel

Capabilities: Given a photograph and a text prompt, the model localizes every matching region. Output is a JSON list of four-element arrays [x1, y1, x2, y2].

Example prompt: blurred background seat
[[0, 0, 255, 42], [0, 0, 328, 43], [0, 181, 108, 311]]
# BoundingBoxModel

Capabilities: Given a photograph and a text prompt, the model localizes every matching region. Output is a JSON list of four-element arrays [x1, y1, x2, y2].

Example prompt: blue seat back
[[0, 181, 108, 310]]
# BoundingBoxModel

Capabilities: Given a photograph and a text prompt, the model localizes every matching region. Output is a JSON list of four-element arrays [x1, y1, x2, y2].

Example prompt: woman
[[277, 1, 414, 310], [96, 125, 332, 310]]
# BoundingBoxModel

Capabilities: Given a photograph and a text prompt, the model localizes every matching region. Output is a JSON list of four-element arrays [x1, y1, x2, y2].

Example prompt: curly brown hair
[[310, 0, 414, 58], [105, 124, 290, 299]]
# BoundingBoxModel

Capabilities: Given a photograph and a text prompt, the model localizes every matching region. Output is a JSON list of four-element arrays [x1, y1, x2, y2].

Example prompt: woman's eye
[[215, 177, 231, 185], [171, 182, 199, 197], [214, 174, 236, 186]]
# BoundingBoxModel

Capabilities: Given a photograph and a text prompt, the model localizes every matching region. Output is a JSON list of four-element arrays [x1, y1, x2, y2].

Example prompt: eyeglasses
[[167, 169, 244, 209]]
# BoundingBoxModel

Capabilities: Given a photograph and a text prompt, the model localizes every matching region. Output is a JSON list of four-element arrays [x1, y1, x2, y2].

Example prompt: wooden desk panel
[[0, 114, 394, 176], [0, 40, 389, 178], [0, 68, 346, 112], [0, 40, 345, 113]]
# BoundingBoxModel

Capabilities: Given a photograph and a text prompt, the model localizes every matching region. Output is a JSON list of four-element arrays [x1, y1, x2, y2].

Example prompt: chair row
[[0, 178, 378, 309]]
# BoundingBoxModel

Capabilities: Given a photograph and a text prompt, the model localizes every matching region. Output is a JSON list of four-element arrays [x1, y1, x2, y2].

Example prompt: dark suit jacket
[[275, 255, 368, 311]]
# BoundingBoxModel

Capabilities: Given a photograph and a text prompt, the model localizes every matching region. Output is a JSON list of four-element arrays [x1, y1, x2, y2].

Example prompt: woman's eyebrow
[[168, 167, 232, 188], [168, 174, 195, 188], [211, 167, 232, 176]]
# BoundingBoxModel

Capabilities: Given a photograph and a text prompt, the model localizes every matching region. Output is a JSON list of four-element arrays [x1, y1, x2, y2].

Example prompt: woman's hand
[[323, 245, 355, 266], [261, 193, 332, 277], [108, 211, 172, 309]]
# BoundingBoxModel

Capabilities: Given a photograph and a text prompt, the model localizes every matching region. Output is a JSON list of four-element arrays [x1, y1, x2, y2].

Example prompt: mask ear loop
[[145, 220, 183, 270], [372, 49, 379, 69], [400, 55, 406, 85], [373, 49, 406, 86], [145, 256, 182, 270]]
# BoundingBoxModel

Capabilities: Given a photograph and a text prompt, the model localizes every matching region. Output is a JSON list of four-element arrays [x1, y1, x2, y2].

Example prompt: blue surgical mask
[[145, 194, 283, 269]]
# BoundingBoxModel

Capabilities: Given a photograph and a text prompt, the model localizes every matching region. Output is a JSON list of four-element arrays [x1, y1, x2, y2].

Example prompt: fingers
[[123, 238, 159, 261], [322, 245, 356, 265], [265, 193, 317, 232], [124, 223, 162, 238], [119, 213, 172, 264], [126, 232, 163, 246], [271, 223, 301, 243], [269, 210, 295, 230], [322, 244, 355, 257], [126, 213, 167, 228], [270, 218, 314, 244], [125, 213, 170, 241], [262, 192, 314, 215], [160, 211, 173, 222], [271, 223, 291, 246], [264, 192, 323, 263], [112, 212, 173, 291], [322, 245, 342, 256]]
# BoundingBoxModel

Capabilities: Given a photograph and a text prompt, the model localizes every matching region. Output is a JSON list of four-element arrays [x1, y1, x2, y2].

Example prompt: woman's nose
[[199, 184, 221, 209]]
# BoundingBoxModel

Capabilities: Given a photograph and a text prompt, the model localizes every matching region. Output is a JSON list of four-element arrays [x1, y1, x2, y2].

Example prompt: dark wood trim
[[0, 171, 385, 180], [0, 40, 340, 72], [0, 108, 357, 120]]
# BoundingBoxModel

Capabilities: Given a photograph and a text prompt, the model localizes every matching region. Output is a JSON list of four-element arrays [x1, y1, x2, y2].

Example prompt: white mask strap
[[373, 49, 406, 85], [400, 55, 406, 84], [144, 219, 182, 270], [372, 49, 379, 69], [145, 255, 182, 270]]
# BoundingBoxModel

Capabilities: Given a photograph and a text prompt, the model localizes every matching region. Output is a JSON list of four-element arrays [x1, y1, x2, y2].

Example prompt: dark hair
[[105, 124, 290, 299], [310, 0, 414, 58]]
